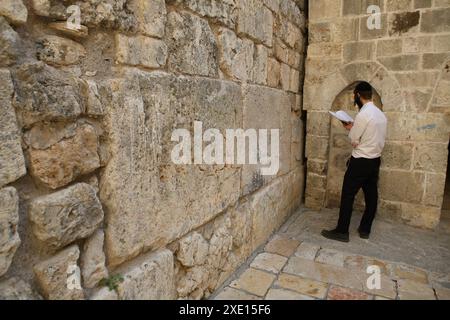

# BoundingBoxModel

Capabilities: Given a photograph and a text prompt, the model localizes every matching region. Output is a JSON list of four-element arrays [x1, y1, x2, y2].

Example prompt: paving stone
[[266, 288, 315, 300], [265, 237, 300, 257], [327, 286, 372, 300], [435, 287, 450, 300], [250, 253, 288, 274], [284, 257, 365, 290], [276, 273, 328, 299], [393, 264, 429, 284], [315, 248, 345, 267], [294, 242, 320, 260], [397, 280, 436, 300], [363, 274, 398, 300], [214, 287, 261, 300], [230, 268, 276, 297]]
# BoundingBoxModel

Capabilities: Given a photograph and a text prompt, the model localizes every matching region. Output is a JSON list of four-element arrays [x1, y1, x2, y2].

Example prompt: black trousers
[[336, 156, 381, 234]]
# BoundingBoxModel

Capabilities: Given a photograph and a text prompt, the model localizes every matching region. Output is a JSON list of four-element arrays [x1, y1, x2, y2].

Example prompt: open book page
[[329, 111, 354, 123]]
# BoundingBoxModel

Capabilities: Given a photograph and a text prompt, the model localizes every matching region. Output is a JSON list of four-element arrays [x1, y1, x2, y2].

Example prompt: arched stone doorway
[[325, 82, 383, 210]]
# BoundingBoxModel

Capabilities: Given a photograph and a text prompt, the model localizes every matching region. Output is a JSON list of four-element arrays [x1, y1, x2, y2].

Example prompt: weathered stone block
[[0, 16, 21, 66], [116, 249, 175, 300], [37, 35, 86, 66], [280, 0, 304, 27], [343, 0, 384, 15], [0, 0, 27, 25], [377, 39, 402, 57], [381, 142, 413, 170], [0, 277, 42, 300], [115, 34, 167, 68], [100, 72, 241, 266], [414, 0, 432, 8], [0, 69, 26, 187], [176, 232, 209, 267], [400, 203, 441, 229], [309, 0, 341, 21], [386, 0, 413, 12], [413, 142, 448, 173], [12, 62, 82, 127], [389, 11, 420, 36], [344, 41, 375, 62], [217, 27, 254, 82], [403, 36, 432, 53], [29, 183, 104, 249], [379, 170, 425, 204], [422, 53, 450, 69], [378, 54, 420, 71], [434, 34, 450, 53], [166, 11, 218, 76], [423, 173, 446, 207], [360, 13, 389, 39], [305, 135, 329, 160], [81, 230, 108, 289], [34, 245, 84, 300], [178, 0, 237, 28], [253, 45, 268, 85], [306, 112, 331, 136], [421, 8, 450, 33], [129, 0, 166, 38], [28, 123, 101, 189], [309, 22, 331, 43], [230, 268, 275, 297], [237, 0, 273, 46], [267, 57, 281, 87], [0, 187, 20, 277]]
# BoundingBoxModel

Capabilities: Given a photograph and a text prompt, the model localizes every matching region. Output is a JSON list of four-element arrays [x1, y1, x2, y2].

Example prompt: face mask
[[354, 94, 364, 109]]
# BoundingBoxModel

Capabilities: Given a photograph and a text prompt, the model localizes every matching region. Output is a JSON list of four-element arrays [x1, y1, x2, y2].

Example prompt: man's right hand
[[342, 122, 353, 131]]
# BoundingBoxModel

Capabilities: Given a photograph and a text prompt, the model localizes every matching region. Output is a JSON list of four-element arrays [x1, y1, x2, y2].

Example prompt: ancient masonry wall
[[0, 0, 307, 299], [304, 0, 450, 229]]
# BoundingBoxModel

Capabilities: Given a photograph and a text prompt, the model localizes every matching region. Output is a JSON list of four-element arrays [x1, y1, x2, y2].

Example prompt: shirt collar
[[360, 101, 372, 112]]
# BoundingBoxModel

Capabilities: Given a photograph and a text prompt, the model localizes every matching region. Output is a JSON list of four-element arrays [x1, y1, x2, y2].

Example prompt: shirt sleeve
[[348, 113, 368, 145]]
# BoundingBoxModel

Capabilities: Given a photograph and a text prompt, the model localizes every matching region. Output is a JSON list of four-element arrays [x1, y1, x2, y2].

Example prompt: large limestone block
[[0, 16, 21, 66], [129, 0, 166, 38], [241, 85, 293, 196], [0, 187, 21, 276], [166, 11, 218, 77], [251, 175, 292, 250], [27, 122, 101, 189], [115, 34, 167, 68], [217, 27, 254, 82], [176, 0, 237, 28], [100, 71, 241, 267], [309, 0, 341, 22], [400, 203, 441, 229], [116, 249, 175, 300], [0, 277, 42, 300], [0, 69, 26, 187], [0, 0, 27, 25], [237, 0, 273, 47], [176, 232, 209, 268], [34, 245, 84, 300], [29, 183, 104, 250], [37, 35, 86, 66], [379, 170, 425, 204], [12, 62, 82, 127], [81, 230, 108, 289]]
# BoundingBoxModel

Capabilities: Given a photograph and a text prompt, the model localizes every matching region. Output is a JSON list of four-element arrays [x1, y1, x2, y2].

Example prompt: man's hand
[[342, 122, 353, 131]]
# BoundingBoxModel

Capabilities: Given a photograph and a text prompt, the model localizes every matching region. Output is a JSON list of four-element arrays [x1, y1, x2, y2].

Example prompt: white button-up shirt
[[349, 102, 387, 159]]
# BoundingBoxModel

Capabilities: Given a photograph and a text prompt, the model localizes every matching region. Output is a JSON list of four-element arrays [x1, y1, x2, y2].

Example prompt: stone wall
[[304, 0, 450, 229], [0, 0, 307, 299]]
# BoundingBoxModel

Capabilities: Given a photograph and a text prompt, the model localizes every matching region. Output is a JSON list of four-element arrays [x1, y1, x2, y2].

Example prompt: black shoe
[[358, 228, 370, 239], [321, 229, 349, 243]]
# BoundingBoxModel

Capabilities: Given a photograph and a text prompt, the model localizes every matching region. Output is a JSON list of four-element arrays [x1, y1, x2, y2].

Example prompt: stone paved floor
[[211, 208, 450, 300]]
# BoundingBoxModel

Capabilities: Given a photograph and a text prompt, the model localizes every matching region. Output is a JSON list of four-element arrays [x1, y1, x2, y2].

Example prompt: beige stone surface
[[327, 285, 372, 300], [265, 237, 300, 257], [176, 232, 209, 268], [214, 287, 261, 300], [81, 230, 108, 289], [89, 287, 118, 300], [276, 273, 328, 299], [116, 249, 176, 300], [28, 123, 100, 189], [0, 187, 21, 277], [237, 0, 273, 47], [0, 277, 42, 300], [115, 34, 167, 69], [29, 183, 104, 249], [315, 248, 345, 267], [393, 264, 429, 284], [0, 0, 27, 25], [397, 279, 436, 300], [0, 16, 21, 66], [230, 268, 276, 297], [0, 69, 26, 188], [100, 72, 242, 267], [33, 245, 85, 300], [295, 242, 320, 260], [250, 252, 288, 274], [266, 288, 314, 300], [129, 0, 166, 38], [37, 35, 86, 66]]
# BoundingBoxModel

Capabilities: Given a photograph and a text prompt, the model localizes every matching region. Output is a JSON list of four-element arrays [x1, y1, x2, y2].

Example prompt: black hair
[[354, 81, 373, 100]]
